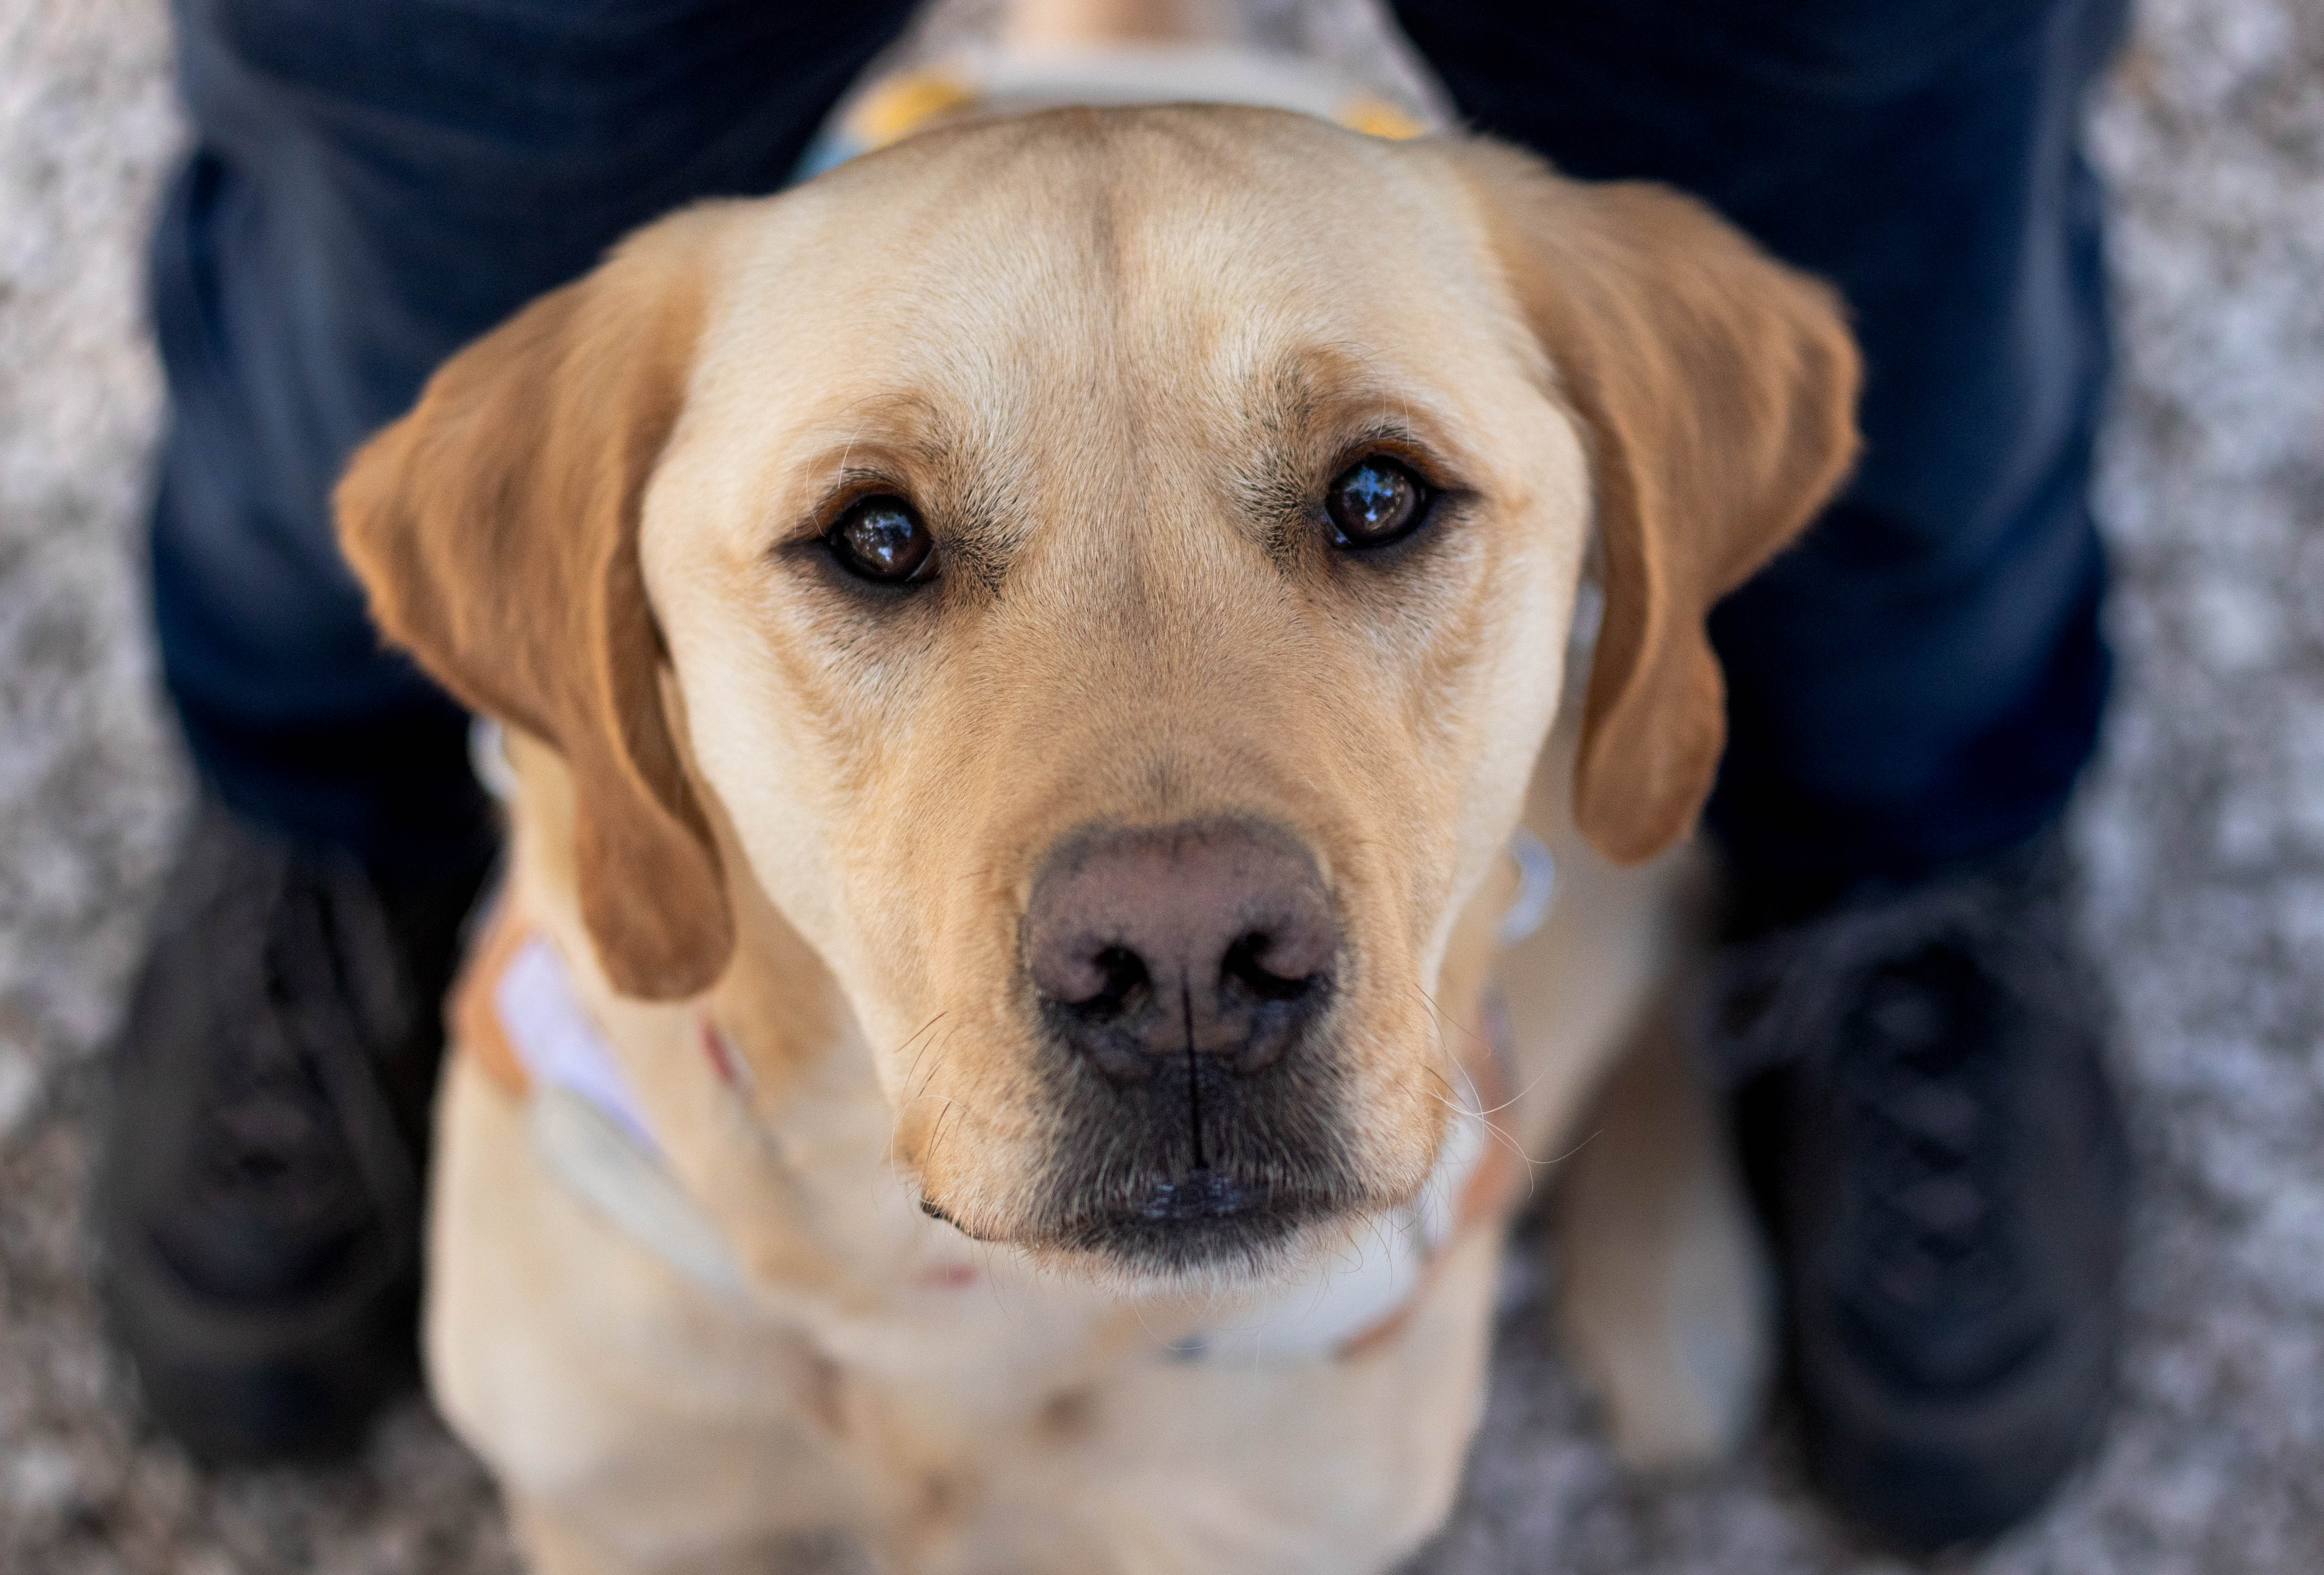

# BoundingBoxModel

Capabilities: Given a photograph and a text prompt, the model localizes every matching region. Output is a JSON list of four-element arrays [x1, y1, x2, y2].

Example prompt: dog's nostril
[[1073, 945, 1151, 1019], [1221, 930, 1320, 1003]]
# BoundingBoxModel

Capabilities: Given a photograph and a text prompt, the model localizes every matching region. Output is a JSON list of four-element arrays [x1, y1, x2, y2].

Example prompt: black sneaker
[[1706, 833, 2130, 1552], [96, 798, 492, 1465]]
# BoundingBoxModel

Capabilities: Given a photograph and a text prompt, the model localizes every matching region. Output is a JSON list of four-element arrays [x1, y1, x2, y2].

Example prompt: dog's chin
[[1040, 1172, 1351, 1287], [921, 1174, 1347, 1289]]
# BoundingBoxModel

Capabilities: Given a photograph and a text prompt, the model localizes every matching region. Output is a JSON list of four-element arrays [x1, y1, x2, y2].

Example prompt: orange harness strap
[[449, 897, 534, 1100]]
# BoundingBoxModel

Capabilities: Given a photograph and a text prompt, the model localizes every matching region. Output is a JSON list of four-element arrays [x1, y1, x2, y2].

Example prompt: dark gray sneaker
[[96, 799, 491, 1464], [1707, 834, 2130, 1551]]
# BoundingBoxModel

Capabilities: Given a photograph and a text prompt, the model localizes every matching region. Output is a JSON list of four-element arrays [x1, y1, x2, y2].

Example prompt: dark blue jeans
[[151, 0, 2125, 894]]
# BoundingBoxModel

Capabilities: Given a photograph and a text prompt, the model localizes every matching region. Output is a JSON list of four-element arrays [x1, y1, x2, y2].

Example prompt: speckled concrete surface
[[2, 2, 2319, 1570]]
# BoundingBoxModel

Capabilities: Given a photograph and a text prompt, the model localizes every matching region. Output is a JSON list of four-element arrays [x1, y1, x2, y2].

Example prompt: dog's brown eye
[[827, 496, 935, 583], [1324, 456, 1427, 549]]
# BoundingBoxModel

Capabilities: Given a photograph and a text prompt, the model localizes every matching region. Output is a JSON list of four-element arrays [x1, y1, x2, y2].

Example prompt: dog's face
[[339, 109, 1856, 1282]]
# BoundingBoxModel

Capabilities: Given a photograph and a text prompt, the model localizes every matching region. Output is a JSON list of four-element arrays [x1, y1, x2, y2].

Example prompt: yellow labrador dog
[[335, 27, 1857, 1573]]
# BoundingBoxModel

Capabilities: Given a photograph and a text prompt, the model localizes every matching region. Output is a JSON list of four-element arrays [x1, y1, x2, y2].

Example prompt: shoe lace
[[1701, 880, 2039, 1324], [1834, 942, 2014, 1316]]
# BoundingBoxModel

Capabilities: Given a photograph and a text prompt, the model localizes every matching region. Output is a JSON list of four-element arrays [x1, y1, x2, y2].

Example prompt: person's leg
[[106, 0, 915, 1464], [1396, 0, 2123, 896], [1395, 0, 2131, 1548], [152, 0, 916, 854]]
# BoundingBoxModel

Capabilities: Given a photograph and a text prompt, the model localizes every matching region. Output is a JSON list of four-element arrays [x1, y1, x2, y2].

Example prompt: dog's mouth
[[922, 1165, 1344, 1275], [1051, 1170, 1350, 1278], [1122, 1167, 1267, 1222]]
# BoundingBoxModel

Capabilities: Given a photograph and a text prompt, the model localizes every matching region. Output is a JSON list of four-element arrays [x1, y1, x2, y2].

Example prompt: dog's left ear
[[1442, 139, 1862, 864], [336, 211, 733, 999]]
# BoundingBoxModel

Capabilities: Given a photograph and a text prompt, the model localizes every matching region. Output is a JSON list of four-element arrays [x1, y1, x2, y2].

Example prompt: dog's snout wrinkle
[[1025, 820, 1338, 1083]]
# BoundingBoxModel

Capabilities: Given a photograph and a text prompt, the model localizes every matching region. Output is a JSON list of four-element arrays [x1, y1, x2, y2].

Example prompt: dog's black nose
[[1024, 821, 1338, 1082]]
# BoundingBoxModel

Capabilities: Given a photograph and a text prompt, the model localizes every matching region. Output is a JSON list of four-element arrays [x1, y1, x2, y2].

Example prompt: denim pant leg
[[1397, 0, 2129, 902], [150, 0, 917, 857]]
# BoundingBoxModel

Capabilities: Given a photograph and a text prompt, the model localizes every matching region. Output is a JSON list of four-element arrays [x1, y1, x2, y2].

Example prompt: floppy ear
[[1447, 140, 1862, 864], [336, 214, 732, 999]]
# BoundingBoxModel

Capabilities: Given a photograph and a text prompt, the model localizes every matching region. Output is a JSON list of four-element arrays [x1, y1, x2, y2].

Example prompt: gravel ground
[[3, 1, 2320, 1570]]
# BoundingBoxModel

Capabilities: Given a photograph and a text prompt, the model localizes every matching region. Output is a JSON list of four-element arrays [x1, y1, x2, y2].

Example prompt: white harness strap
[[484, 933, 750, 1298], [495, 935, 660, 1154]]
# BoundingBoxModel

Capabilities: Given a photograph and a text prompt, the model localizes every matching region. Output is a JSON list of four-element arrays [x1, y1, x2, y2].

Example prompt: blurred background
[[2, 0, 2320, 1570]]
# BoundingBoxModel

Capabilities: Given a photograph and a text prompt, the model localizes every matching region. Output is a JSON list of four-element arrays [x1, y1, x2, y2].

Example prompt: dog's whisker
[[925, 1096, 972, 1173], [897, 1010, 950, 1086], [1412, 985, 1492, 1116], [1533, 1124, 1604, 1174], [1409, 983, 1551, 1119], [1420, 1078, 1543, 1195]]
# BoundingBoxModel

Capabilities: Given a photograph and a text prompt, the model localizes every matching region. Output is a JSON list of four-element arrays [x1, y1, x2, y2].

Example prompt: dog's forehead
[[696, 108, 1517, 431]]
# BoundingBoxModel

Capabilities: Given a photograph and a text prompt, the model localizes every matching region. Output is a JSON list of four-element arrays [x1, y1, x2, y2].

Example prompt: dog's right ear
[[335, 213, 733, 1001]]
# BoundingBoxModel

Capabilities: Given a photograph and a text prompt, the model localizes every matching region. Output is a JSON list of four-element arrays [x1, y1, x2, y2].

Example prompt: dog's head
[[339, 108, 1855, 1283]]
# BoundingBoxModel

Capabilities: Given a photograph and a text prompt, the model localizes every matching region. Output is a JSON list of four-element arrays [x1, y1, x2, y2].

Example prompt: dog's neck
[[497, 727, 926, 1310]]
